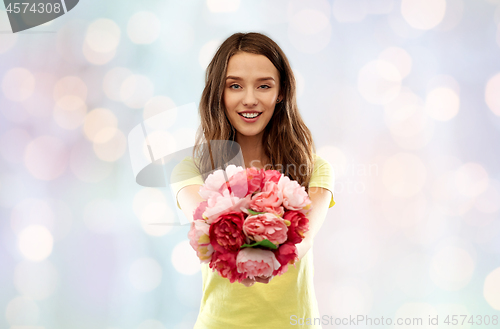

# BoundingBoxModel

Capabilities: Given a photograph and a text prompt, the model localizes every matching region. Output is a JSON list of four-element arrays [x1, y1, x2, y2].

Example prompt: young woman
[[171, 32, 335, 329]]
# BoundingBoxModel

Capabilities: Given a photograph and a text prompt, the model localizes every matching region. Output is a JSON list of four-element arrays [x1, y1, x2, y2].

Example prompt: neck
[[235, 131, 269, 169]]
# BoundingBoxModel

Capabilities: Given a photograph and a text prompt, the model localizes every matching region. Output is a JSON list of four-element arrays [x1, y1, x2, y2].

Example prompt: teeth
[[241, 112, 260, 118]]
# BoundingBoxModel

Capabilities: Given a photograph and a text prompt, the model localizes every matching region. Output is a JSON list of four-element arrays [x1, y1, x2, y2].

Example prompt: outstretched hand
[[241, 275, 274, 287]]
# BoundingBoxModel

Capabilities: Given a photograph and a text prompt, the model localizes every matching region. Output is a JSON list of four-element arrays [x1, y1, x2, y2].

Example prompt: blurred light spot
[[426, 74, 460, 94], [436, 0, 464, 31], [140, 202, 174, 236], [11, 198, 54, 236], [431, 171, 475, 216], [70, 140, 113, 183], [22, 72, 56, 118], [128, 258, 162, 292], [171, 240, 200, 275], [133, 188, 167, 218], [358, 60, 402, 105], [328, 278, 373, 317], [161, 20, 195, 55], [82, 41, 116, 65], [0, 128, 31, 164], [93, 128, 126, 162], [328, 227, 379, 273], [103, 67, 133, 101], [384, 89, 427, 138], [144, 96, 177, 124], [146, 130, 176, 160], [119, 74, 155, 109], [455, 162, 489, 198], [293, 69, 305, 98], [316, 145, 346, 179], [404, 209, 449, 246], [484, 267, 500, 310], [53, 95, 87, 130], [53, 76, 87, 102], [207, 0, 240, 12], [18, 225, 53, 261], [382, 153, 426, 198], [475, 179, 500, 214], [84, 108, 118, 143], [6, 296, 39, 326], [382, 193, 428, 228], [394, 303, 437, 326], [388, 9, 426, 38], [14, 260, 59, 300], [378, 47, 412, 79], [401, 0, 446, 30], [0, 10, 18, 53], [495, 5, 500, 25], [24, 136, 68, 180], [332, 0, 368, 23], [395, 252, 434, 298], [367, 0, 394, 15], [137, 319, 166, 329], [288, 10, 331, 54], [430, 244, 475, 291], [127, 11, 161, 44], [85, 18, 121, 53], [485, 73, 500, 116], [199, 39, 221, 70], [83, 199, 117, 234], [424, 87, 460, 121], [2, 68, 35, 102]]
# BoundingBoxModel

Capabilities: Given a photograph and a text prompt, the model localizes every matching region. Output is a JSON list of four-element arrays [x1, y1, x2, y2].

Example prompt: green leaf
[[247, 209, 266, 215], [241, 239, 278, 250]]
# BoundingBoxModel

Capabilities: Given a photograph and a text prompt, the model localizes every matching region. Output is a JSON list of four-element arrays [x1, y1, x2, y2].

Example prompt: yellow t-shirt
[[171, 154, 335, 329]]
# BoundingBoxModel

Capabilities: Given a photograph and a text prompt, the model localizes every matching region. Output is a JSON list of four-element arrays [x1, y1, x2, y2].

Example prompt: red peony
[[283, 210, 310, 244], [272, 242, 299, 276], [209, 211, 246, 252], [209, 250, 247, 283]]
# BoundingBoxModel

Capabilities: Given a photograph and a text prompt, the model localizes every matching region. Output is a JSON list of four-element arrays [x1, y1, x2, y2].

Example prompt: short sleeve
[[308, 153, 336, 208], [170, 156, 204, 210]]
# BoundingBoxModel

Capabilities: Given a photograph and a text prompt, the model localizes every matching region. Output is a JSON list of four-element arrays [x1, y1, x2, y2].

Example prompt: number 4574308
[[5, 2, 62, 14]]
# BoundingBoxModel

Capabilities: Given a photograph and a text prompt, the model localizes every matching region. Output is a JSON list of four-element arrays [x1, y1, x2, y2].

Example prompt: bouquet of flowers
[[187, 165, 312, 283]]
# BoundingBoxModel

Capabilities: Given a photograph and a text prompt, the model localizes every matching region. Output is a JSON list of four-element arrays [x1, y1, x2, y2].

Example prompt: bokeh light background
[[1, 0, 500, 328]]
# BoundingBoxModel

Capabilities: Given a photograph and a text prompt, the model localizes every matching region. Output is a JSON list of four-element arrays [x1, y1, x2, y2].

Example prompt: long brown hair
[[192, 32, 316, 190]]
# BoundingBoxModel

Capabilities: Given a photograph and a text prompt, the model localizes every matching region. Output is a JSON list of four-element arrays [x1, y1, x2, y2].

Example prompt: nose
[[242, 89, 258, 106]]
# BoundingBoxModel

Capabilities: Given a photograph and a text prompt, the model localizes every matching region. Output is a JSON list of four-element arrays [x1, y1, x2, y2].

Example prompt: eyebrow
[[225, 76, 275, 82]]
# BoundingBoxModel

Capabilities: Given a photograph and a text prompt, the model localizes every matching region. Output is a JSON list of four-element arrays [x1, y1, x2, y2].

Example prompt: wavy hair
[[192, 32, 316, 190]]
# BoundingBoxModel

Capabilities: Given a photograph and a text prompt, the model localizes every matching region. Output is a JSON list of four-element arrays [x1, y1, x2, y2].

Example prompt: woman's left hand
[[254, 275, 274, 284]]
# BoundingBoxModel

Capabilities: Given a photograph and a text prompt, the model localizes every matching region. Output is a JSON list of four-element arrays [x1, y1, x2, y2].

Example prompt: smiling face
[[223, 52, 281, 141]]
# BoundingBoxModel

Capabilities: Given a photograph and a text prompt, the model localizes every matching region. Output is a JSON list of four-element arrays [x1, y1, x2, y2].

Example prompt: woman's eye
[[230, 84, 240, 89], [259, 85, 270, 89]]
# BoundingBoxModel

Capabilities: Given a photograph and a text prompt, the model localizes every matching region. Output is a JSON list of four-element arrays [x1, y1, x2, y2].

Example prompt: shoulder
[[170, 156, 202, 182]]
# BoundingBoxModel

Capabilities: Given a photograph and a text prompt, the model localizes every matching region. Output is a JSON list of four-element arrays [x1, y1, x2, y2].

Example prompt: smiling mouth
[[238, 112, 262, 119]]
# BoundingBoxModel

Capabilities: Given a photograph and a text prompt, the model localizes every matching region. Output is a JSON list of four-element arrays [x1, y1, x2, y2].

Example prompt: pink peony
[[209, 211, 246, 252], [199, 164, 245, 200], [219, 170, 250, 198], [282, 210, 310, 244], [204, 189, 251, 224], [193, 200, 208, 221], [210, 250, 246, 283], [188, 219, 214, 263], [249, 181, 284, 216], [278, 175, 312, 212], [272, 242, 299, 276], [236, 248, 281, 280], [243, 213, 288, 245], [263, 169, 282, 185]]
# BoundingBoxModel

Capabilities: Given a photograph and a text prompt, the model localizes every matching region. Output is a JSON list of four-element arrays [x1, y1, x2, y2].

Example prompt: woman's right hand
[[241, 277, 256, 287]]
